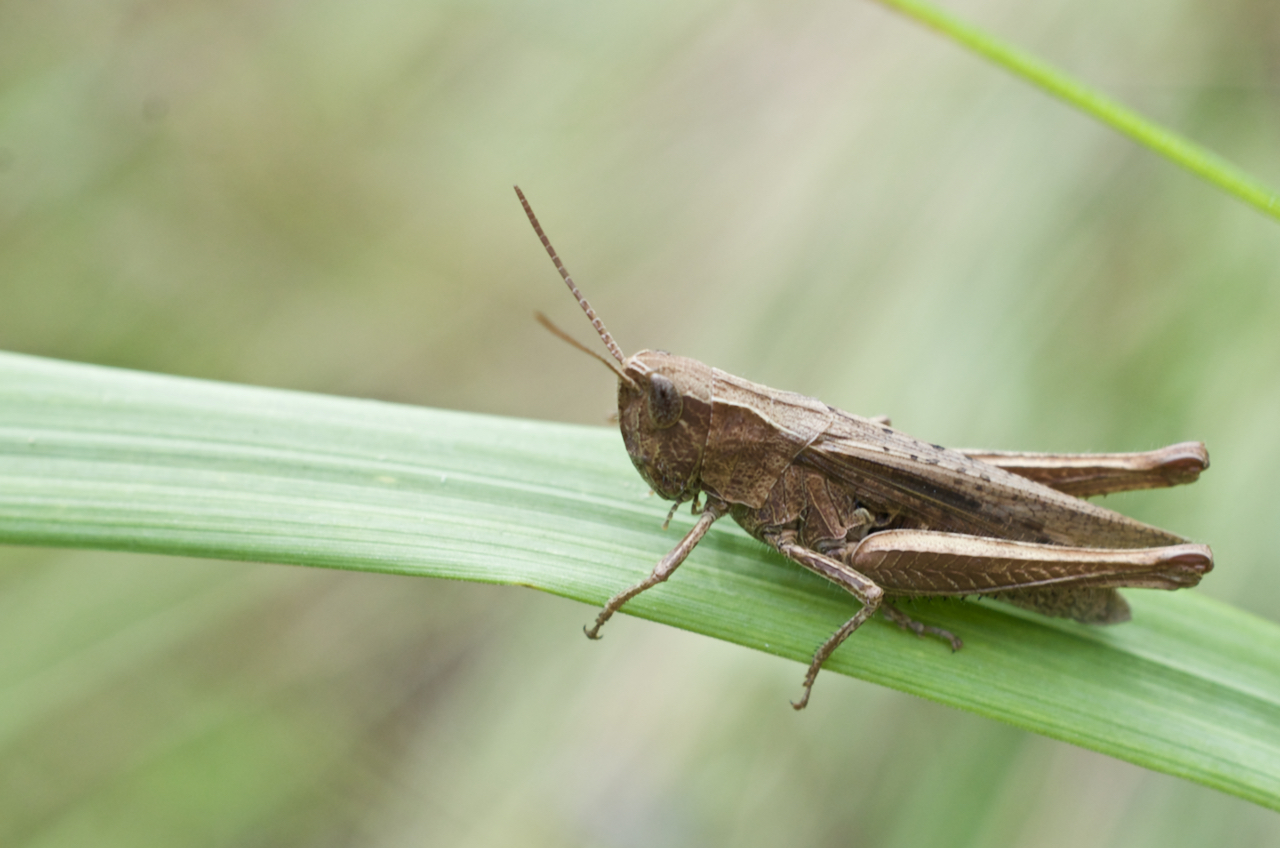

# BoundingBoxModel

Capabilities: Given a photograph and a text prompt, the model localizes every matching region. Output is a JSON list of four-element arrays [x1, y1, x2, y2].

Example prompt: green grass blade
[[2, 350, 1279, 808], [873, 0, 1280, 221]]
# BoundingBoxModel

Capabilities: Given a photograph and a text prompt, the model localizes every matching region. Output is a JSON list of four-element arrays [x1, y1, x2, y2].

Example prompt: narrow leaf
[[2, 351, 1278, 808], [874, 0, 1280, 221]]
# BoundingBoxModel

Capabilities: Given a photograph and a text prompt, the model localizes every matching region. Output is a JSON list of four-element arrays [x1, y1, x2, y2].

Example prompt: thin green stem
[[873, 0, 1280, 221]]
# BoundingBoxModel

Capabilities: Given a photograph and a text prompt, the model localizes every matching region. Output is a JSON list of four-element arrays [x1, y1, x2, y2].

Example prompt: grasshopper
[[515, 186, 1213, 709]]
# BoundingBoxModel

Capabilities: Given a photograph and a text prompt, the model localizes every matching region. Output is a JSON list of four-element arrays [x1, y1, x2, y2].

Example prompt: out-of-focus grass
[[874, 0, 1280, 219], [1, 0, 1279, 845]]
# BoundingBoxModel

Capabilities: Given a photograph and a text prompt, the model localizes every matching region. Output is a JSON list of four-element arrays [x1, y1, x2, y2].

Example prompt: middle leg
[[768, 533, 884, 710], [880, 602, 962, 651]]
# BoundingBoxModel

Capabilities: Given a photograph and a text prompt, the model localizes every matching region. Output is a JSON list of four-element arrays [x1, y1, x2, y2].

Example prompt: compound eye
[[646, 373, 683, 429]]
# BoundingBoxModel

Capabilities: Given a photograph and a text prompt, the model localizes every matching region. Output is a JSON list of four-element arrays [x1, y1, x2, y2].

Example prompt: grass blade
[[2, 350, 1279, 808], [873, 0, 1280, 221]]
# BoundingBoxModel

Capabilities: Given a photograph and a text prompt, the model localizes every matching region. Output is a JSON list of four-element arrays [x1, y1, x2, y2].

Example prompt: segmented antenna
[[534, 310, 634, 388], [515, 186, 626, 365]]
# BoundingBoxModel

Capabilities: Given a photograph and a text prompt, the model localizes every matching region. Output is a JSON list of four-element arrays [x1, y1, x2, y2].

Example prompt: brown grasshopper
[[515, 186, 1213, 709]]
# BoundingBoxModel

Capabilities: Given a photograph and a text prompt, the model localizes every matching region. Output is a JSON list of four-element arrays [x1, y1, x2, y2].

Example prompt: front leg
[[767, 533, 884, 710], [585, 498, 729, 639]]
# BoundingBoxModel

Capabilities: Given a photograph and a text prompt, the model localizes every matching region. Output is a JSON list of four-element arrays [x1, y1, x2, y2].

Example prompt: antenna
[[535, 311, 635, 387], [515, 186, 627, 365]]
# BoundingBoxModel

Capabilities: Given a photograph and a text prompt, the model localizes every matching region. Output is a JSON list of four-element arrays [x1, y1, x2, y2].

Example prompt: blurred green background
[[2, 0, 1279, 844]]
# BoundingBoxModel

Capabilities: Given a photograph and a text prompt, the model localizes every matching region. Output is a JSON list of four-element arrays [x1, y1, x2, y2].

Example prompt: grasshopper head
[[516, 186, 711, 504], [617, 351, 712, 501]]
